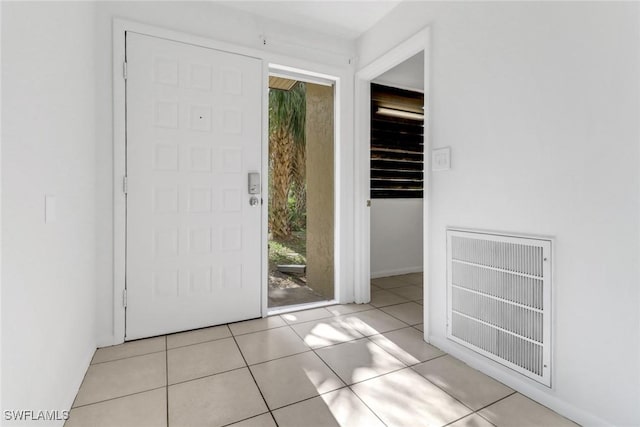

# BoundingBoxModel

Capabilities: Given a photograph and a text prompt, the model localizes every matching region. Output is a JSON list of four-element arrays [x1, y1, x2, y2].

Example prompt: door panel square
[[189, 268, 213, 295], [189, 228, 212, 254], [153, 144, 179, 171], [223, 265, 242, 289], [222, 149, 242, 173], [153, 271, 179, 297], [189, 146, 212, 172], [154, 228, 179, 257], [154, 188, 179, 213], [222, 189, 241, 212], [189, 105, 212, 132], [222, 68, 242, 95], [189, 188, 212, 213], [188, 64, 212, 91], [153, 57, 178, 86], [154, 102, 179, 128], [223, 109, 242, 134], [222, 226, 242, 252]]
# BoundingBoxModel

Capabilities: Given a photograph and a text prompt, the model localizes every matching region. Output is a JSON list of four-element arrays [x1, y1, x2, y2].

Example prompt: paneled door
[[125, 32, 262, 340]]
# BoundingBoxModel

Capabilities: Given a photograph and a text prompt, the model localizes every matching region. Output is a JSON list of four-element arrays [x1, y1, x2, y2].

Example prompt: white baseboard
[[429, 335, 613, 427], [371, 266, 423, 279], [97, 334, 118, 348]]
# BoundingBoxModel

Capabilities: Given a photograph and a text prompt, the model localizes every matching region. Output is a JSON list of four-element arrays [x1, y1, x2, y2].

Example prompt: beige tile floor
[[66, 273, 578, 427]]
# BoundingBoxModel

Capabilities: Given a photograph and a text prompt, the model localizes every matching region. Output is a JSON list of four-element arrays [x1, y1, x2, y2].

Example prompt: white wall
[[370, 199, 423, 278], [94, 2, 356, 345], [1, 2, 97, 424], [359, 2, 640, 426]]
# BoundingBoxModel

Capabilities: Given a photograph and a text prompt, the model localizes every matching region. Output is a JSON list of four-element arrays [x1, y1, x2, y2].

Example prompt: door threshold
[[267, 299, 338, 316]]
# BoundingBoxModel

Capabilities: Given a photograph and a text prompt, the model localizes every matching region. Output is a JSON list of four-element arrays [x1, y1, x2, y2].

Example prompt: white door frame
[[354, 27, 431, 338], [112, 19, 352, 345], [266, 64, 341, 312]]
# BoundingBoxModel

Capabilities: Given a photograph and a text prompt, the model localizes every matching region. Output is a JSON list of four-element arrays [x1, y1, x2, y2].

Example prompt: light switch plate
[[432, 147, 451, 171]]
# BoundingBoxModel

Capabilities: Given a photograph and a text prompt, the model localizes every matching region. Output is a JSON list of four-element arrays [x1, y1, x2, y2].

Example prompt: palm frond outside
[[269, 82, 306, 239]]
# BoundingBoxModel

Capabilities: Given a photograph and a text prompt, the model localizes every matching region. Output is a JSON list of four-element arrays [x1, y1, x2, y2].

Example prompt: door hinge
[[123, 61, 128, 80], [122, 176, 128, 194], [122, 289, 127, 308]]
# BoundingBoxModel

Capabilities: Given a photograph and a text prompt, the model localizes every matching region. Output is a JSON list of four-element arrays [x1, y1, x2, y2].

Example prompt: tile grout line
[[245, 349, 314, 368], [73, 283, 431, 423], [167, 316, 509, 427], [166, 365, 251, 388], [116, 317, 436, 409], [230, 322, 291, 338], [166, 334, 235, 351], [230, 328, 274, 424], [269, 410, 280, 427], [293, 326, 417, 425], [446, 392, 517, 427], [70, 386, 168, 410], [92, 328, 236, 365], [369, 293, 421, 307], [341, 359, 479, 427], [266, 385, 350, 414], [344, 384, 390, 427], [90, 348, 167, 365], [241, 321, 366, 421], [382, 291, 423, 302], [81, 287, 431, 418], [218, 411, 275, 427], [96, 311, 370, 366], [378, 307, 423, 327], [77, 295, 527, 427], [411, 324, 425, 333], [69, 349, 96, 410], [472, 390, 517, 414], [306, 333, 392, 426], [468, 393, 517, 427], [405, 361, 515, 420]]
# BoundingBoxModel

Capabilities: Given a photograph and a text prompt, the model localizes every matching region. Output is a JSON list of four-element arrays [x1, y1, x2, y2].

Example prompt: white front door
[[125, 32, 263, 340]]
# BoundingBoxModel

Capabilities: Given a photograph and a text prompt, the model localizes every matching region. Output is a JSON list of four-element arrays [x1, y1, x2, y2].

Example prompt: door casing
[[267, 65, 339, 312], [354, 27, 431, 338]]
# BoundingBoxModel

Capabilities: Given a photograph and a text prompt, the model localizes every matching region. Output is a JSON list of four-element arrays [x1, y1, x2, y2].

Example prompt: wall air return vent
[[447, 229, 552, 387]]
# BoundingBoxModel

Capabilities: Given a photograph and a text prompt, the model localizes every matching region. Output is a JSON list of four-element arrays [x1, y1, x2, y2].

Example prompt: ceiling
[[374, 51, 424, 91], [220, 1, 401, 40]]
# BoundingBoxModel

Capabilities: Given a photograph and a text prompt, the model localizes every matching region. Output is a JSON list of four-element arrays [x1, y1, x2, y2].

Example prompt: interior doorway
[[369, 54, 425, 311], [354, 27, 430, 334], [267, 69, 336, 310]]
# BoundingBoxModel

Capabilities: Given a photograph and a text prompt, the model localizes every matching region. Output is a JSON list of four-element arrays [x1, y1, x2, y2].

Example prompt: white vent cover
[[447, 229, 552, 386]]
